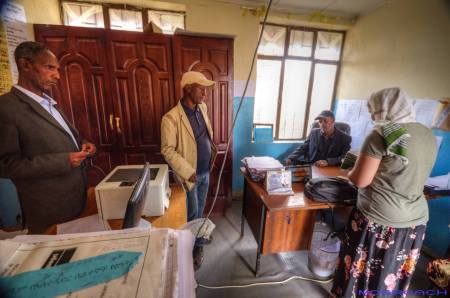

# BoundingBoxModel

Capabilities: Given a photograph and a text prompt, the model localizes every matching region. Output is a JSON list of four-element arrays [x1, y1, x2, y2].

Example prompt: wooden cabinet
[[35, 26, 118, 185], [34, 25, 233, 215], [106, 31, 175, 165]]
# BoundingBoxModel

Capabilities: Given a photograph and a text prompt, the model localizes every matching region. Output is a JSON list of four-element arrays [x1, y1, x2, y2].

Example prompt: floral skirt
[[331, 207, 426, 298]]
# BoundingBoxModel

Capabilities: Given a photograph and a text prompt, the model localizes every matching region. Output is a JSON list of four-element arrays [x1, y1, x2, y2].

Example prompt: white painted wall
[[338, 0, 450, 99]]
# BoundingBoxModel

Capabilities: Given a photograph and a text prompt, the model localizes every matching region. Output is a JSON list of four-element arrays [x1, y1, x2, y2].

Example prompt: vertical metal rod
[[255, 204, 266, 276], [240, 178, 248, 239]]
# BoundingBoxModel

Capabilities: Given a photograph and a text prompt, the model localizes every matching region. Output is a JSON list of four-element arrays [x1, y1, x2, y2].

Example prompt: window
[[109, 8, 142, 31], [253, 24, 345, 140], [61, 1, 185, 34], [62, 2, 104, 28], [148, 10, 185, 34]]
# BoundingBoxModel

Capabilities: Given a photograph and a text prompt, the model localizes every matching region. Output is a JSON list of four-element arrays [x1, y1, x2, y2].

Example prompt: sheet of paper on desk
[[0, 229, 195, 298], [286, 195, 305, 207], [426, 174, 450, 190], [56, 214, 111, 234]]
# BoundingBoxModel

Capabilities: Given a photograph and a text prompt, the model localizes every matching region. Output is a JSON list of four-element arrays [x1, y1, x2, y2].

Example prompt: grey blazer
[[0, 87, 87, 233]]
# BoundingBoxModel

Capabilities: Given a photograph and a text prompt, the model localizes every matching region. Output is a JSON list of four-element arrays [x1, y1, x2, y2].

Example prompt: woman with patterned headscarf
[[331, 87, 438, 297]]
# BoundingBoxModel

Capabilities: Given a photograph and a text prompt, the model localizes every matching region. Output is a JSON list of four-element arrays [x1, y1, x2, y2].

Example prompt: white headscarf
[[367, 87, 416, 125]]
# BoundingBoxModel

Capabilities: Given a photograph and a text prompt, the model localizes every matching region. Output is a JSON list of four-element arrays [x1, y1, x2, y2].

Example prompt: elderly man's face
[[21, 50, 60, 92], [318, 117, 334, 134], [185, 83, 206, 105]]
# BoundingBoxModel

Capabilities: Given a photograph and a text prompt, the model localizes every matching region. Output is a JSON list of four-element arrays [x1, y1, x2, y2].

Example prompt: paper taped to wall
[[335, 99, 441, 149]]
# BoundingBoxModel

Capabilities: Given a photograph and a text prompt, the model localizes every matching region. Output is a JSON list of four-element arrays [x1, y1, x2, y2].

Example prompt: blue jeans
[[186, 172, 210, 222]]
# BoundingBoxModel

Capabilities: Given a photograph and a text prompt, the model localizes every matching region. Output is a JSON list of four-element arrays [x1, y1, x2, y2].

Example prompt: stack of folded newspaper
[[0, 228, 196, 298], [242, 156, 284, 182]]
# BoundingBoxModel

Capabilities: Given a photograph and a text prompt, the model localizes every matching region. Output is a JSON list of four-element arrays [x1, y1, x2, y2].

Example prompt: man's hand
[[314, 160, 328, 167], [286, 159, 293, 166], [81, 142, 97, 156], [188, 173, 197, 183], [69, 151, 87, 167]]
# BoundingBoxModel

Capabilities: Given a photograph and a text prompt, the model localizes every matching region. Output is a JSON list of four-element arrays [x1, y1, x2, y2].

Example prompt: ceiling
[[215, 0, 387, 18]]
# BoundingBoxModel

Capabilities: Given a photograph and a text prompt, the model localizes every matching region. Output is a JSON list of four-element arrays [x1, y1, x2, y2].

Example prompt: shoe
[[193, 246, 204, 271]]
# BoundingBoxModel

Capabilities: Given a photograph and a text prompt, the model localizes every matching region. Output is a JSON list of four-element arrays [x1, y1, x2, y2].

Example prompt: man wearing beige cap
[[161, 71, 217, 269]]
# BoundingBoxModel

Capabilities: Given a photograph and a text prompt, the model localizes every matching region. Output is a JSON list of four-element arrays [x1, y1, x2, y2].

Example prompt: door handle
[[115, 117, 122, 134], [109, 114, 114, 130]]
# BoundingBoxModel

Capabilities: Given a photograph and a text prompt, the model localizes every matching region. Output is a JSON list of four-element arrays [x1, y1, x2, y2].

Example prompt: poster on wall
[[335, 98, 441, 149], [0, 1, 33, 93], [0, 21, 13, 95]]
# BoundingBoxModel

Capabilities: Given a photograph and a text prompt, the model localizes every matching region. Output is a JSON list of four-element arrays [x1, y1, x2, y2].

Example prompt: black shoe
[[193, 246, 204, 271]]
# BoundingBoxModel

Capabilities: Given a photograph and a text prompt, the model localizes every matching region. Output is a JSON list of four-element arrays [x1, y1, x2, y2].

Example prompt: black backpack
[[304, 177, 358, 204]]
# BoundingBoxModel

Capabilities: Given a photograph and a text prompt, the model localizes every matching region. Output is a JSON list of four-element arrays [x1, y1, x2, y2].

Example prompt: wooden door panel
[[34, 25, 118, 186], [107, 31, 174, 165], [173, 35, 234, 215]]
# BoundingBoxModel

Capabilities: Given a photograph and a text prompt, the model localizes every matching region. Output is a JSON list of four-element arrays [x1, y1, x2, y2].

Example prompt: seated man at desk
[[286, 110, 351, 167]]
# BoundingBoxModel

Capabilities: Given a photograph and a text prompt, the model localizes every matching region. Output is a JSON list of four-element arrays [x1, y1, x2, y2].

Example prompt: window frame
[[60, 0, 186, 33], [255, 23, 346, 141]]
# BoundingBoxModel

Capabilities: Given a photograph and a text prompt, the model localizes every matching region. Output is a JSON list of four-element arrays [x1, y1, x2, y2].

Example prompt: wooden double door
[[34, 25, 233, 215]]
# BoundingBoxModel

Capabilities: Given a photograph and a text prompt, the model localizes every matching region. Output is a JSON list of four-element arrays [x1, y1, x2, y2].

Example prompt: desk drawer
[[262, 209, 316, 254]]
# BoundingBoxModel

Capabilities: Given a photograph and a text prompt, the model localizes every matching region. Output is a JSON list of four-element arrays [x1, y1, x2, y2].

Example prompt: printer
[[95, 164, 171, 221]]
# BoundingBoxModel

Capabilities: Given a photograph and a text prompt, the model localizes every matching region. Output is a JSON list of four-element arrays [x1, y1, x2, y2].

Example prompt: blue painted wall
[[425, 129, 450, 257], [232, 97, 299, 193]]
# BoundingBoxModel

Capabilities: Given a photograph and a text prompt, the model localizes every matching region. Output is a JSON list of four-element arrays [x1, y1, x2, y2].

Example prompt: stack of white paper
[[426, 173, 450, 190], [242, 156, 284, 182]]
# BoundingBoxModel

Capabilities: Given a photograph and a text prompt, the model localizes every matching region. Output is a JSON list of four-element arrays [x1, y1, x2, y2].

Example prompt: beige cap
[[180, 71, 215, 88]]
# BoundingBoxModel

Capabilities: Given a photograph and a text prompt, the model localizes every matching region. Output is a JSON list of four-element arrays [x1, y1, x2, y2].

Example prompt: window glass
[[253, 59, 282, 135], [278, 60, 312, 139], [288, 30, 313, 57], [257, 25, 286, 56], [148, 10, 184, 34], [63, 2, 104, 28], [307, 63, 338, 133], [110, 8, 143, 32], [314, 31, 343, 61]]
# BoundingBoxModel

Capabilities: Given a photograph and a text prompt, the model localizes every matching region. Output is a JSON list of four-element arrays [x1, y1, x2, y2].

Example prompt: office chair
[[311, 121, 351, 135]]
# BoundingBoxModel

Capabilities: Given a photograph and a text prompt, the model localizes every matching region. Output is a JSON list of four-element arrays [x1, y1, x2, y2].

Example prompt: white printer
[[95, 164, 171, 221]]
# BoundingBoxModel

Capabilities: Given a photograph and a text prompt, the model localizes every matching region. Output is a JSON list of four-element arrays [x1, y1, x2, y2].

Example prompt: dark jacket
[[0, 87, 87, 233], [288, 127, 352, 166]]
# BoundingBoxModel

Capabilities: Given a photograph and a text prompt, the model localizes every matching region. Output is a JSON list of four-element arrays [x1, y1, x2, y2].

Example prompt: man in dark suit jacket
[[0, 41, 96, 233], [286, 110, 351, 167]]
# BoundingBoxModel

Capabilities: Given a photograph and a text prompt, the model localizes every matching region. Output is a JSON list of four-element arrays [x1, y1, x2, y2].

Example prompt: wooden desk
[[240, 166, 347, 275], [46, 184, 186, 234]]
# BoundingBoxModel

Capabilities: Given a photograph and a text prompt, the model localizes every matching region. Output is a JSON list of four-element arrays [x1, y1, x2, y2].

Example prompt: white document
[[335, 98, 440, 150], [426, 174, 450, 190], [1, 2, 32, 83], [1, 228, 195, 298], [334, 99, 373, 150], [413, 99, 440, 127], [56, 214, 111, 234]]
